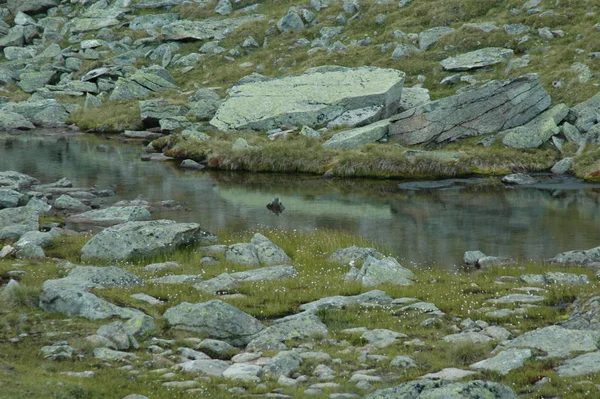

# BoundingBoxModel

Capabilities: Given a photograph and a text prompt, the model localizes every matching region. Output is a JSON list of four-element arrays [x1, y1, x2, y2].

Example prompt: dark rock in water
[[266, 198, 285, 214]]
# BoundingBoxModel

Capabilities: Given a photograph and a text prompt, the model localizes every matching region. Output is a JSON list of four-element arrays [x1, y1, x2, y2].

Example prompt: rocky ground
[[2, 170, 600, 398], [0, 0, 598, 178], [2, 0, 600, 397]]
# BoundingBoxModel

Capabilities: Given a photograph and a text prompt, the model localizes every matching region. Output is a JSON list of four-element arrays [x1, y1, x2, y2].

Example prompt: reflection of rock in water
[[267, 198, 285, 215]]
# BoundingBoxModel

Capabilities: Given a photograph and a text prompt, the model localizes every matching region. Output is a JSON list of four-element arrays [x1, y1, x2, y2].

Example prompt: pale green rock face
[[161, 15, 265, 41], [441, 47, 514, 71], [502, 104, 569, 149], [323, 119, 390, 149], [211, 67, 404, 131]]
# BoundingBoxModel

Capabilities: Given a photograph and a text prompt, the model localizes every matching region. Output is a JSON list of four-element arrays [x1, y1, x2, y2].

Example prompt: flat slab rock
[[161, 15, 265, 41], [440, 47, 514, 71], [365, 379, 518, 399], [501, 325, 600, 358], [471, 348, 532, 375], [388, 74, 550, 146], [163, 300, 264, 346], [80, 220, 213, 261], [210, 66, 404, 131]]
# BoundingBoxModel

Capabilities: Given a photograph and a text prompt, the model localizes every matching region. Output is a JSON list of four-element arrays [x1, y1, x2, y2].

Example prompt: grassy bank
[[2, 229, 599, 398], [151, 133, 560, 179]]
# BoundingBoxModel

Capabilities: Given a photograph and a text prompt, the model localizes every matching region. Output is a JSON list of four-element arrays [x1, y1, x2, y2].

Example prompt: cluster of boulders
[[5, 235, 600, 397], [0, 0, 597, 180]]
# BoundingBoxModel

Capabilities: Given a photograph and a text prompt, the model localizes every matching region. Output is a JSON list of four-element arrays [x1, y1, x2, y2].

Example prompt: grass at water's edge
[[151, 133, 561, 179], [1, 229, 600, 398]]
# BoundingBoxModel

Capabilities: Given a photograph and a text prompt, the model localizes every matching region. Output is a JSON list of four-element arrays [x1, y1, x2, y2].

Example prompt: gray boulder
[[251, 233, 291, 265], [40, 266, 144, 320], [300, 290, 393, 313], [130, 14, 180, 30], [14, 231, 54, 249], [187, 89, 221, 121], [470, 349, 532, 375], [548, 246, 600, 266], [569, 92, 600, 133], [230, 265, 297, 281], [0, 206, 39, 240], [3, 100, 70, 127], [556, 351, 600, 377], [163, 300, 264, 346], [16, 243, 45, 259], [328, 246, 383, 265], [139, 99, 189, 128], [109, 78, 151, 101], [419, 26, 454, 50], [441, 47, 514, 71], [178, 359, 230, 376], [344, 255, 415, 286], [502, 104, 569, 148], [196, 339, 239, 360], [17, 71, 57, 93], [263, 351, 302, 378], [502, 325, 600, 358], [53, 195, 88, 212], [246, 313, 328, 351], [0, 171, 38, 191], [562, 296, 600, 331], [389, 74, 550, 145], [0, 110, 35, 130], [0, 188, 27, 209], [81, 220, 213, 261], [8, 0, 58, 15], [161, 15, 265, 41], [323, 119, 390, 149], [68, 206, 152, 226], [551, 157, 573, 175], [210, 67, 404, 131], [277, 10, 304, 33], [194, 273, 237, 294], [225, 243, 260, 266], [365, 379, 518, 399], [40, 344, 73, 361], [501, 173, 536, 185]]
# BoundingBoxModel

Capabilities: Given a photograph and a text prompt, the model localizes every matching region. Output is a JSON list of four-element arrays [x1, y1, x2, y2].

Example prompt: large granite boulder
[[40, 266, 144, 320], [139, 99, 189, 127], [441, 47, 514, 71], [17, 71, 57, 93], [365, 379, 517, 398], [210, 66, 404, 131], [2, 100, 70, 127], [163, 300, 264, 346], [80, 220, 213, 261], [161, 15, 265, 41], [0, 171, 38, 191], [501, 104, 569, 148], [388, 74, 550, 145]]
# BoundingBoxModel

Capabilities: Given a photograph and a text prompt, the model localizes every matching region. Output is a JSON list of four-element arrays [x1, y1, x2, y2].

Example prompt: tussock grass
[[67, 100, 143, 132], [154, 132, 559, 178]]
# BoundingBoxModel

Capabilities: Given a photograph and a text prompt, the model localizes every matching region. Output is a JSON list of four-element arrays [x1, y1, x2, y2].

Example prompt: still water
[[1, 131, 599, 268]]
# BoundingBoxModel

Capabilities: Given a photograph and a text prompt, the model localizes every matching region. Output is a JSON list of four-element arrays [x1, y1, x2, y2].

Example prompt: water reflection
[[1, 131, 599, 268]]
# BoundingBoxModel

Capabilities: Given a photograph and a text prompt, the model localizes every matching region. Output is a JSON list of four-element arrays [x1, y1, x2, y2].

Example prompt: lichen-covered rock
[[328, 246, 384, 265], [0, 110, 35, 130], [211, 67, 404, 131], [250, 233, 291, 265], [548, 246, 600, 266], [389, 74, 550, 146], [365, 379, 518, 399], [344, 256, 415, 286], [323, 119, 390, 149], [502, 104, 569, 148], [163, 300, 264, 345], [246, 313, 328, 351], [441, 47, 514, 71], [81, 220, 213, 261], [40, 266, 144, 320], [161, 15, 265, 41], [501, 325, 600, 358]]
